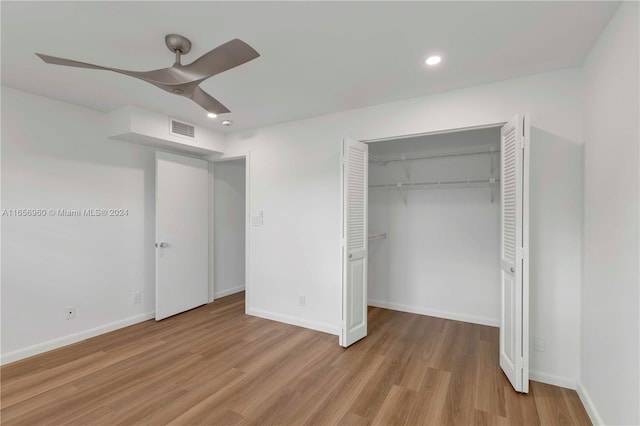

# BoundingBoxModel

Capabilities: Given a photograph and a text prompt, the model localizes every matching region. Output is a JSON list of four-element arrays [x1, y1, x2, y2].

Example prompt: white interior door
[[500, 114, 530, 393], [156, 151, 209, 321], [340, 138, 368, 347]]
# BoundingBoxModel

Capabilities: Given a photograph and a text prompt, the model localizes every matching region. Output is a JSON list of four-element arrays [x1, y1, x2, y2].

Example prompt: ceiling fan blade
[[36, 53, 187, 86], [36, 53, 110, 70], [186, 39, 259, 79], [191, 87, 230, 114]]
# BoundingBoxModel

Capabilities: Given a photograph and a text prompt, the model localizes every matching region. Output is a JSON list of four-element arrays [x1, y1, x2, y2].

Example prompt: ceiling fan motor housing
[[165, 34, 192, 54]]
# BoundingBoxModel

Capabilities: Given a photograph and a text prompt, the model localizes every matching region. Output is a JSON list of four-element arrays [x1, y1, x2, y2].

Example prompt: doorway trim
[[341, 122, 508, 344], [209, 151, 251, 314], [345, 116, 530, 393], [361, 122, 506, 145]]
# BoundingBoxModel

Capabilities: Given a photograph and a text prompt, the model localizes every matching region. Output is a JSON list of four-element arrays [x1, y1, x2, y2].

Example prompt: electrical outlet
[[299, 296, 305, 307], [66, 306, 76, 320], [133, 291, 142, 304], [534, 336, 546, 352]]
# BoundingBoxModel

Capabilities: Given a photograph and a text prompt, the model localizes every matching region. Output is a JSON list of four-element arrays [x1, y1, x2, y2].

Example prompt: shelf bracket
[[401, 156, 410, 180], [490, 147, 495, 177], [369, 153, 386, 166], [397, 183, 407, 205], [490, 178, 496, 204]]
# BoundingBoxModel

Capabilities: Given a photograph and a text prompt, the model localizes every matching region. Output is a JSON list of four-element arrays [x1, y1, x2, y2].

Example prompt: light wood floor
[[1, 292, 590, 425]]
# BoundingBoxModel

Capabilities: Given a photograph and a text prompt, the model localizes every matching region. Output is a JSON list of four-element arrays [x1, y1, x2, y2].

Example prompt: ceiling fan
[[36, 34, 260, 116]]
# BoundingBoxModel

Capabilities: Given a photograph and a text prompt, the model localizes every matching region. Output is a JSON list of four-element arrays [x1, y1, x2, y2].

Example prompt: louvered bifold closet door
[[500, 114, 530, 393], [341, 138, 368, 347]]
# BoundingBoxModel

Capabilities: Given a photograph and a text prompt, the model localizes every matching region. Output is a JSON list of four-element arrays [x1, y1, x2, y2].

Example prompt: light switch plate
[[251, 210, 264, 226]]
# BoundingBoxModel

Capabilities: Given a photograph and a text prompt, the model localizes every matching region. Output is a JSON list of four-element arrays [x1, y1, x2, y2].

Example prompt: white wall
[[529, 126, 583, 389], [220, 68, 585, 387], [1, 87, 154, 362], [581, 2, 640, 425], [367, 128, 501, 326], [213, 159, 246, 298], [0, 87, 225, 363]]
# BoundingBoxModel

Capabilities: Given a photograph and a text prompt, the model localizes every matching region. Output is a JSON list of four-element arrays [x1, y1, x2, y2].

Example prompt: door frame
[[210, 152, 251, 314], [346, 119, 530, 377], [361, 122, 506, 145], [347, 121, 507, 330]]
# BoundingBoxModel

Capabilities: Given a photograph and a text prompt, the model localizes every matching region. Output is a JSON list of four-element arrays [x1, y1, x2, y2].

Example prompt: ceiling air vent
[[169, 118, 196, 139]]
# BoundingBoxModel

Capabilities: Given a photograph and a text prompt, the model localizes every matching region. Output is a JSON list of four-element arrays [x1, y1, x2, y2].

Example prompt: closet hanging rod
[[369, 147, 500, 165], [369, 178, 499, 189]]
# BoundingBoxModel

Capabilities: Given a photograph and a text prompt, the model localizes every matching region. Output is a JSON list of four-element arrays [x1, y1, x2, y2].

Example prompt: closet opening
[[342, 115, 530, 392], [211, 157, 248, 303], [366, 126, 502, 326]]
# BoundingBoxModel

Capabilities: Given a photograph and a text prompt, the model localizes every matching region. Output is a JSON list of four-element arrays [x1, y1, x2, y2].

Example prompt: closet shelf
[[368, 232, 387, 241], [369, 147, 500, 166], [370, 178, 499, 190]]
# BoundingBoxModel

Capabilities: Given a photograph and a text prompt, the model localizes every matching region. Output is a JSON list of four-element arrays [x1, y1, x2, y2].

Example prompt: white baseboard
[[529, 370, 577, 390], [577, 381, 604, 425], [214, 285, 245, 299], [1, 311, 155, 365], [246, 307, 340, 336], [368, 299, 500, 327]]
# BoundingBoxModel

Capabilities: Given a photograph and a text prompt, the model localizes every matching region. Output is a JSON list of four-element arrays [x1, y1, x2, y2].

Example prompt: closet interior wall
[[367, 127, 501, 326]]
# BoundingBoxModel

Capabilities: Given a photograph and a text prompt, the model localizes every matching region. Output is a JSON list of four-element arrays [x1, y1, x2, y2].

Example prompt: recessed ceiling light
[[207, 112, 217, 118], [425, 55, 442, 66]]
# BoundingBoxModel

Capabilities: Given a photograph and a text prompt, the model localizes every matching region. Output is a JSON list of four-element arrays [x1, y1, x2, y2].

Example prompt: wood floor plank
[[370, 384, 421, 426], [1, 351, 107, 407], [561, 386, 593, 425], [475, 339, 507, 417], [237, 342, 342, 423], [255, 363, 347, 425], [231, 337, 337, 417], [532, 381, 579, 426], [504, 382, 543, 426], [138, 367, 246, 424], [440, 354, 478, 425], [338, 412, 369, 426], [348, 356, 403, 419], [304, 354, 386, 425], [473, 408, 510, 426], [0, 293, 591, 426], [417, 367, 452, 424], [0, 383, 80, 423]]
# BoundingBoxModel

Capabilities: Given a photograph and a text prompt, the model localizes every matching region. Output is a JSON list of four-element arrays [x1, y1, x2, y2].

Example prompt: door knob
[[510, 267, 515, 273], [156, 242, 168, 248], [349, 253, 353, 259]]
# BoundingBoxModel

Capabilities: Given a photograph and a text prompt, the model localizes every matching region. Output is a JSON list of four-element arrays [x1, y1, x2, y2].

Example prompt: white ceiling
[[1, 1, 619, 132]]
